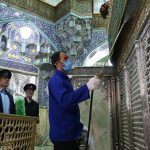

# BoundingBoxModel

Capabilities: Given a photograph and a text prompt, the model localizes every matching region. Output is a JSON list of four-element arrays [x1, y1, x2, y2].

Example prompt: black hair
[[0, 69, 12, 79], [51, 51, 65, 69]]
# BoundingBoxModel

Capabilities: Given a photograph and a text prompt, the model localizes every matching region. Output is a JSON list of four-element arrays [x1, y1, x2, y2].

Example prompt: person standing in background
[[0, 69, 15, 114], [23, 83, 39, 118]]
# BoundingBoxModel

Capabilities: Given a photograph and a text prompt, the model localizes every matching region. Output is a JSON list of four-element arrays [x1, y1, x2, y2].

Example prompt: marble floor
[[35, 145, 53, 150]]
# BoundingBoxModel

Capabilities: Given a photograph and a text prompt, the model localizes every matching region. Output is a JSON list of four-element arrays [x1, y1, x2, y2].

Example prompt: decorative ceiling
[[0, 20, 53, 64], [40, 0, 106, 13], [0, 1, 109, 67], [40, 0, 63, 6]]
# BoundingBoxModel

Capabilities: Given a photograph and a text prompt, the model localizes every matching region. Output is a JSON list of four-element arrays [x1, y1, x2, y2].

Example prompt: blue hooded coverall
[[48, 70, 90, 142]]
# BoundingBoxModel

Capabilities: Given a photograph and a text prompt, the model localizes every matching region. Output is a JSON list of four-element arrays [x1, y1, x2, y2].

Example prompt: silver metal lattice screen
[[126, 51, 146, 150], [119, 69, 131, 149]]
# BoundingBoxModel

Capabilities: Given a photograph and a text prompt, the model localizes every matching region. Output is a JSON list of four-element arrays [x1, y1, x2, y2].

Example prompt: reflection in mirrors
[[8, 72, 38, 101]]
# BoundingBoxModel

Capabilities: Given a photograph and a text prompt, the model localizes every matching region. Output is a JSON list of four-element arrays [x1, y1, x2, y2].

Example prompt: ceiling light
[[20, 26, 32, 39], [14, 12, 21, 16]]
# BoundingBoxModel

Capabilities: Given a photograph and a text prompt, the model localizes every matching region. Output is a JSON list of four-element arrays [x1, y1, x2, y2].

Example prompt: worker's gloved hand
[[68, 75, 73, 79], [87, 76, 100, 91]]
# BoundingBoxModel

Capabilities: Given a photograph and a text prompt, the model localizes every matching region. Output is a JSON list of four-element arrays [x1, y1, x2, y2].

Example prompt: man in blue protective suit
[[48, 51, 100, 150]]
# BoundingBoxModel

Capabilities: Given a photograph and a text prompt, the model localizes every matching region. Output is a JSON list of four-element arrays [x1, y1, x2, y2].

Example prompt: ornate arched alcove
[[0, 18, 57, 106]]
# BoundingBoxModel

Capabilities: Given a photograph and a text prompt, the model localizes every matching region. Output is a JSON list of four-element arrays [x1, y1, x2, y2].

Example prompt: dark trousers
[[53, 140, 79, 150]]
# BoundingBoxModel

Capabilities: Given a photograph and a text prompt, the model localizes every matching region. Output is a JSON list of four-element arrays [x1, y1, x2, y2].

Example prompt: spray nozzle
[[96, 73, 103, 79]]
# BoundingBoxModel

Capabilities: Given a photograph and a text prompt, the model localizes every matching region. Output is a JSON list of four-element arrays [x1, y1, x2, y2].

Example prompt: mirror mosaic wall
[[72, 73, 112, 150], [9, 72, 37, 101]]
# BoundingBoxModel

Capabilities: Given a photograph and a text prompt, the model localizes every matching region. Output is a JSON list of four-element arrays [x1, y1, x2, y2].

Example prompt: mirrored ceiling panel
[[40, 0, 63, 6]]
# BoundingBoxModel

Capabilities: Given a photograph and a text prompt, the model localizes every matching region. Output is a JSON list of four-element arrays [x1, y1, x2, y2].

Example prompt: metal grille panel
[[127, 52, 145, 150], [0, 113, 37, 150], [119, 70, 130, 149], [145, 38, 150, 110]]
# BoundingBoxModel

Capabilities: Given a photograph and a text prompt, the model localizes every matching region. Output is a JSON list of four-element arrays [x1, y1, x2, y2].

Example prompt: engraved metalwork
[[0, 113, 37, 150]]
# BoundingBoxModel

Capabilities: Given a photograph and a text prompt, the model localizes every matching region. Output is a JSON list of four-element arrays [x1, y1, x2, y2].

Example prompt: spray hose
[[84, 15, 129, 149]]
